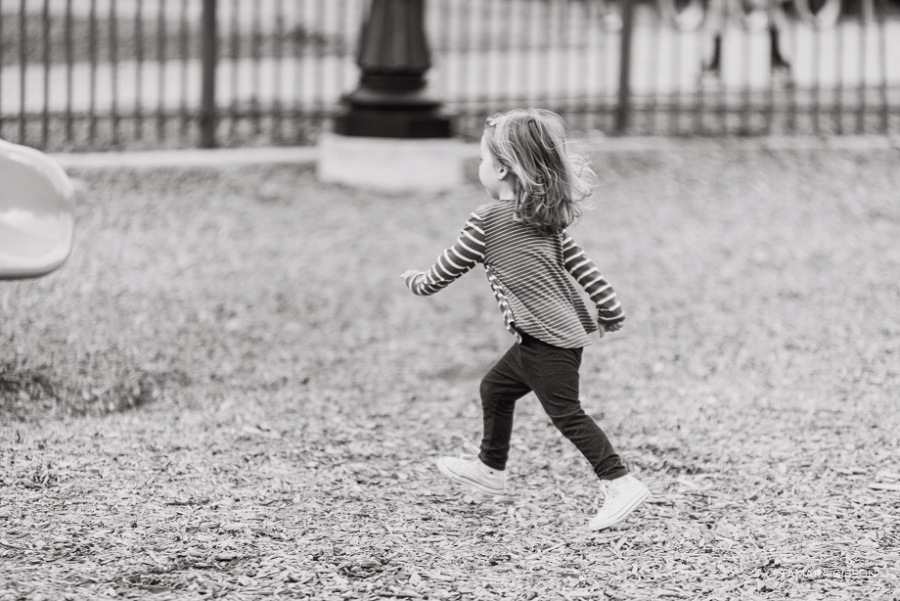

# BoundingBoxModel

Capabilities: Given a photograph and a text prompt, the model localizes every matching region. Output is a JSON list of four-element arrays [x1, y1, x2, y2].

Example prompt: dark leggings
[[478, 333, 627, 481]]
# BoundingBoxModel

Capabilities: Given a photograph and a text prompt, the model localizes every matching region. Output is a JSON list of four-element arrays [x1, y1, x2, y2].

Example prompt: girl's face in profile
[[479, 131, 505, 200]]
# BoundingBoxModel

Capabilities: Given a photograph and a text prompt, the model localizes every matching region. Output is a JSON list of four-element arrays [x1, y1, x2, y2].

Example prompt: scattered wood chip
[[868, 482, 900, 491]]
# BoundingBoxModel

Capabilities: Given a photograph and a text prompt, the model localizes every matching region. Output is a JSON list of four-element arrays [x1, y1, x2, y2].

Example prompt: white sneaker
[[436, 454, 506, 495], [698, 68, 723, 91], [771, 64, 794, 89], [588, 474, 649, 531]]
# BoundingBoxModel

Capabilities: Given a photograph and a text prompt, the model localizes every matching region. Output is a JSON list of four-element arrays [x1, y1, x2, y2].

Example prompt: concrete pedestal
[[317, 132, 474, 192]]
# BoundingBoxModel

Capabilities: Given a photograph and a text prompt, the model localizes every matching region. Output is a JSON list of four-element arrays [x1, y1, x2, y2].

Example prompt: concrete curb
[[49, 135, 900, 171], [50, 146, 320, 170], [584, 135, 900, 153]]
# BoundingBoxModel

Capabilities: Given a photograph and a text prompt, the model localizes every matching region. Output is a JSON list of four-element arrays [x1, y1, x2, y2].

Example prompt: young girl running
[[400, 108, 648, 531]]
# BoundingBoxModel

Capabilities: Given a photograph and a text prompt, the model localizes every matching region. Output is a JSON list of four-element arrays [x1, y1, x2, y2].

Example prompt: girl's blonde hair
[[484, 108, 596, 235]]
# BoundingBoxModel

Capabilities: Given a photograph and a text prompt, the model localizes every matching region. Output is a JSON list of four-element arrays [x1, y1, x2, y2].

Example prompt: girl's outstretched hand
[[399, 270, 419, 285], [598, 320, 624, 338]]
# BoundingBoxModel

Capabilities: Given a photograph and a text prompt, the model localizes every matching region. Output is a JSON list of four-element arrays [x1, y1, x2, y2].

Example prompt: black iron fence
[[0, 0, 898, 151]]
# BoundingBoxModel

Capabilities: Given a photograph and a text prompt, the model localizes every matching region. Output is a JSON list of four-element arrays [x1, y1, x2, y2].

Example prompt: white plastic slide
[[0, 139, 75, 280]]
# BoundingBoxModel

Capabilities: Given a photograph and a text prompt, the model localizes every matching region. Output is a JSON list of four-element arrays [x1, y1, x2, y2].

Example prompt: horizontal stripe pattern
[[481, 203, 596, 348], [562, 233, 625, 324], [407, 214, 485, 295], [408, 201, 625, 348]]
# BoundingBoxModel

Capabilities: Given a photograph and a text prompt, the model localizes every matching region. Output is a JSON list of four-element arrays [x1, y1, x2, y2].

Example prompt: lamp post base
[[333, 107, 453, 139]]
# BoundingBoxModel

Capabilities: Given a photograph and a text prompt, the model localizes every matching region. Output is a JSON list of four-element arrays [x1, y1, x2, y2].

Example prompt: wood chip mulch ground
[[1, 146, 898, 600]]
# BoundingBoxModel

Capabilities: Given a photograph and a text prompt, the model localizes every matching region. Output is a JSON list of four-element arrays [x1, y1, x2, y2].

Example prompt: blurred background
[[0, 0, 898, 151]]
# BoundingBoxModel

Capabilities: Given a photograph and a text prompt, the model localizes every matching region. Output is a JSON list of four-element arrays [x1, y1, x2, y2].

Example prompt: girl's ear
[[496, 164, 509, 180]]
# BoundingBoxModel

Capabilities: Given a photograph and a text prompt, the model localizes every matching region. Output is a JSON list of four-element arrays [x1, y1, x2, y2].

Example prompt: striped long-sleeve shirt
[[406, 201, 624, 349]]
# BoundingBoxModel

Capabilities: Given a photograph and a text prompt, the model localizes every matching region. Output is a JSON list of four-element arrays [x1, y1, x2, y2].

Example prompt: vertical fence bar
[[452, 0, 464, 124], [575, 0, 587, 131], [584, 0, 597, 132], [535, 0, 543, 112], [741, 19, 752, 134], [474, 0, 484, 109], [877, 0, 887, 133], [605, 4, 617, 131], [834, 18, 843, 134], [313, 0, 324, 126], [273, 0, 284, 142], [157, 0, 167, 142], [89, 0, 97, 143], [292, 0, 302, 135], [0, 0, 4, 139], [200, 0, 217, 147], [694, 19, 708, 134], [717, 3, 727, 134], [65, 0, 73, 143], [179, 0, 189, 140], [542, 0, 553, 111], [592, 3, 601, 127], [306, 0, 314, 125], [835, 16, 845, 134], [502, 0, 514, 115], [19, 0, 26, 143], [453, 0, 464, 125], [286, 0, 298, 136], [136, 0, 145, 140], [229, 0, 239, 140], [764, 4, 775, 135], [42, 0, 49, 148], [480, 0, 491, 113], [481, 0, 493, 116], [561, 0, 572, 122], [340, 0, 354, 135], [509, 0, 521, 111], [335, 0, 348, 115], [579, 0, 592, 128], [111, 0, 119, 146], [856, 4, 867, 134], [615, 0, 635, 134], [541, 0, 552, 111], [787, 13, 797, 132], [298, 0, 308, 142], [556, 0, 566, 114], [812, 26, 820, 133], [465, 0, 477, 125], [507, 0, 531, 110], [646, 5, 660, 134], [567, 0, 581, 127], [693, 35, 703, 135], [669, 17, 682, 134], [251, 0, 261, 134], [439, 0, 451, 110], [524, 0, 536, 108]]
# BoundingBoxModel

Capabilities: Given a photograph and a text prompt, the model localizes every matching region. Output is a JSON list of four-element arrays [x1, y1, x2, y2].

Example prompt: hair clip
[[485, 113, 502, 127]]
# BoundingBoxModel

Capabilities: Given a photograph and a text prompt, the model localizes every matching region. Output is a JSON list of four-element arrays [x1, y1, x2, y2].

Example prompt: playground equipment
[[0, 139, 75, 280]]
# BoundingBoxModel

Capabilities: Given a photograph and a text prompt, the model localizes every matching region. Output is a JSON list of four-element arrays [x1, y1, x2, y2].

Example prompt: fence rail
[[0, 0, 898, 151]]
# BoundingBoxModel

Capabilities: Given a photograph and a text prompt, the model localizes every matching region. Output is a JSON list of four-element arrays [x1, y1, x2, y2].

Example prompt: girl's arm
[[562, 233, 625, 326], [403, 213, 486, 296]]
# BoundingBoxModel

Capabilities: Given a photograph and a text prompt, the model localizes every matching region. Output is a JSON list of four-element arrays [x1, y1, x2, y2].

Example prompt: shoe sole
[[435, 458, 505, 495], [587, 485, 650, 531]]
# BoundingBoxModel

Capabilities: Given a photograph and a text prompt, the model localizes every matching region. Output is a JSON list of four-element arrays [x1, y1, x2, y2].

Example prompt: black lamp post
[[333, 0, 452, 138]]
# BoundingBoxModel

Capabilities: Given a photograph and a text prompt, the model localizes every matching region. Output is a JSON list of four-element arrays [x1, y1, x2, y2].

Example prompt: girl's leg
[[520, 336, 627, 481], [703, 34, 722, 74], [769, 26, 791, 69], [479, 343, 531, 471]]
